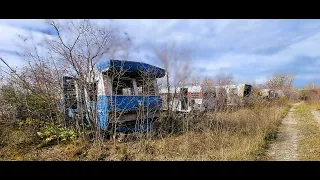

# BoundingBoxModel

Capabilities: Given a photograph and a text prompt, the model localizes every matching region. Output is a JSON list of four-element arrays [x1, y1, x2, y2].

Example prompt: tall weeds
[[71, 99, 291, 161], [0, 96, 291, 161]]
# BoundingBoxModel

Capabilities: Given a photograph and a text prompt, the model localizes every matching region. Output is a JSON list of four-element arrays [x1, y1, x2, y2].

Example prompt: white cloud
[[0, 24, 51, 54], [0, 24, 28, 52], [195, 28, 320, 74], [0, 19, 48, 30], [1, 19, 320, 88], [0, 52, 24, 69]]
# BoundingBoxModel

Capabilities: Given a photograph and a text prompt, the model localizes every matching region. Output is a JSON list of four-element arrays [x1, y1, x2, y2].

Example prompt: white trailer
[[159, 85, 203, 113], [201, 84, 253, 111], [159, 84, 252, 113]]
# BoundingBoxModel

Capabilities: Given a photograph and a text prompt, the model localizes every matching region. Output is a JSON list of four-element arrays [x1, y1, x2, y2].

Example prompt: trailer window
[[230, 88, 237, 96], [191, 92, 200, 99]]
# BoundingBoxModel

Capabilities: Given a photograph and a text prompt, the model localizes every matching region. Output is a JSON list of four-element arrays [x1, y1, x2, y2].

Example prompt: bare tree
[[153, 43, 193, 109], [214, 72, 234, 86], [265, 73, 296, 99], [1, 19, 133, 139], [266, 73, 295, 90], [153, 43, 193, 134], [200, 77, 216, 112], [201, 77, 215, 93], [304, 82, 317, 90]]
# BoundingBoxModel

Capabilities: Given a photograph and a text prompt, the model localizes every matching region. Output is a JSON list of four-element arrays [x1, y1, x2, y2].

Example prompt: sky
[[0, 19, 319, 88]]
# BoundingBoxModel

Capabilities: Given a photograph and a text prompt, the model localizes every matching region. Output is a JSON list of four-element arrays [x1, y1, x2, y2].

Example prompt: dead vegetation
[[295, 102, 320, 160], [0, 99, 291, 161]]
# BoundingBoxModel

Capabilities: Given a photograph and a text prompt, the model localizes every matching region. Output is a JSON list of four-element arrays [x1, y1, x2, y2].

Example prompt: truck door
[[244, 84, 252, 97]]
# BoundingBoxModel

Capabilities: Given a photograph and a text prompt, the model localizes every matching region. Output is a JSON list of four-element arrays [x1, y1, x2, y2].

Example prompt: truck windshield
[[112, 77, 134, 95], [103, 71, 158, 96], [136, 78, 156, 96]]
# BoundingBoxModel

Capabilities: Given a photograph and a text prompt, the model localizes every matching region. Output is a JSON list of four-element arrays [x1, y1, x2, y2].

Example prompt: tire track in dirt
[[266, 102, 302, 161]]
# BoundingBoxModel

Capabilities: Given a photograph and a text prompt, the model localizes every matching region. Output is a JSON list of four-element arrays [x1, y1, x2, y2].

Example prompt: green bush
[[0, 85, 59, 122], [37, 125, 78, 147], [17, 117, 50, 131], [26, 93, 56, 118]]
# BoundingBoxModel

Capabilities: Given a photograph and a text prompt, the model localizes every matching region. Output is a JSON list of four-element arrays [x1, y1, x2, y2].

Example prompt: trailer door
[[180, 88, 188, 110]]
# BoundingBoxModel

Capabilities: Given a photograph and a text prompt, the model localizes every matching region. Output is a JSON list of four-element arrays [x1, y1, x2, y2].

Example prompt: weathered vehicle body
[[259, 89, 274, 99], [159, 84, 252, 113], [217, 84, 252, 105], [275, 90, 285, 98], [62, 60, 166, 133], [259, 89, 284, 99], [159, 85, 203, 113], [201, 84, 252, 111]]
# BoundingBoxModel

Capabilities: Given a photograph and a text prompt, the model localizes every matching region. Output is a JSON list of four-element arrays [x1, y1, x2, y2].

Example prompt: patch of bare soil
[[266, 102, 302, 161], [311, 110, 320, 126]]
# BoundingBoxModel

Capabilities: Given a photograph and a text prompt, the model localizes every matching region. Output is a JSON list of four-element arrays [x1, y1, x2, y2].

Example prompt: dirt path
[[266, 102, 302, 161], [311, 110, 320, 126]]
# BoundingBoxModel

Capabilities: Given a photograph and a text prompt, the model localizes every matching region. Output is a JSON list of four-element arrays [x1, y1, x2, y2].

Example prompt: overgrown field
[[0, 100, 291, 161]]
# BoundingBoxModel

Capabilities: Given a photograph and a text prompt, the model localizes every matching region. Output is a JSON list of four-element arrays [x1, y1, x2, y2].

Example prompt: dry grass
[[0, 122, 40, 160], [78, 102, 290, 161], [310, 101, 320, 111], [125, 105, 289, 161], [0, 100, 291, 161], [295, 102, 320, 160]]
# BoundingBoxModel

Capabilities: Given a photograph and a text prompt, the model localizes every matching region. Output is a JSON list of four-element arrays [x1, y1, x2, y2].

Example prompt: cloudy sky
[[0, 19, 319, 88]]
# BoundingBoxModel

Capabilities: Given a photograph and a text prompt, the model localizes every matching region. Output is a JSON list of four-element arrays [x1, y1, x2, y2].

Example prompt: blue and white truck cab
[[62, 60, 166, 134]]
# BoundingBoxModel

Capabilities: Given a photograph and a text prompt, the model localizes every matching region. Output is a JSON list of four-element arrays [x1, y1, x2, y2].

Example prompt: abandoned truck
[[62, 60, 166, 134]]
